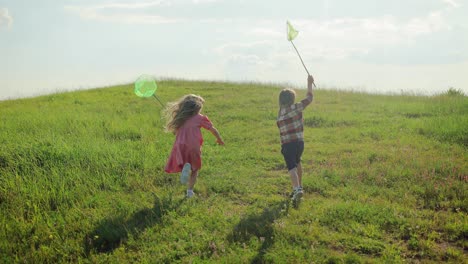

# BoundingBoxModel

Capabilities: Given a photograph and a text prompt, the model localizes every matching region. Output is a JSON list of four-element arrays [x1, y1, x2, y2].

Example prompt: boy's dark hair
[[279, 89, 296, 107]]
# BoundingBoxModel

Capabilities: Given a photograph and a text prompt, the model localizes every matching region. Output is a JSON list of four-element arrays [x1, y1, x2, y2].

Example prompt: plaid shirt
[[276, 92, 313, 144]]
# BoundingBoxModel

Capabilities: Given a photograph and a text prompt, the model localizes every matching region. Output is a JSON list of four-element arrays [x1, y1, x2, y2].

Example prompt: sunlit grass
[[0, 80, 466, 263]]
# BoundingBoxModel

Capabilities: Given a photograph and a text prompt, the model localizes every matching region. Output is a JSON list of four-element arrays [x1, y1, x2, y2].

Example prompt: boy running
[[276, 75, 314, 203]]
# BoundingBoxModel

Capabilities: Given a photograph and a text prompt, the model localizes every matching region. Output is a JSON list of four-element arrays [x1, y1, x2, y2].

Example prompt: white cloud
[[63, 0, 466, 67], [0, 8, 13, 29], [442, 0, 460, 8], [214, 41, 273, 55], [65, 0, 238, 25], [404, 11, 451, 35], [64, 1, 183, 24], [228, 54, 262, 65], [192, 0, 221, 3], [305, 11, 450, 44], [92, 1, 166, 9], [249, 27, 282, 38], [244, 6, 457, 64]]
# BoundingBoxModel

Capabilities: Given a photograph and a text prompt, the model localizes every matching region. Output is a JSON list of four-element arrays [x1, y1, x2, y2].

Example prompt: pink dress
[[164, 114, 213, 173]]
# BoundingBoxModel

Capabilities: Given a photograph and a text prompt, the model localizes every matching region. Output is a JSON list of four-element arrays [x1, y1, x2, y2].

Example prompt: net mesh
[[287, 21, 298, 41], [134, 75, 157, 98]]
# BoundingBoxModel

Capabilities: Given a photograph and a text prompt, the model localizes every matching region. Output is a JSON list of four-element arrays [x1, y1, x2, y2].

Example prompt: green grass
[[0, 80, 467, 263]]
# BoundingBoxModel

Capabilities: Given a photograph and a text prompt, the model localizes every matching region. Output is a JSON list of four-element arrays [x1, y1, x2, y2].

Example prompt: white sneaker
[[180, 163, 191, 184], [186, 190, 195, 198], [292, 189, 303, 202]]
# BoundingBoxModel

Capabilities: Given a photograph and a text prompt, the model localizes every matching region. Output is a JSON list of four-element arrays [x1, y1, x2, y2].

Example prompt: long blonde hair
[[164, 94, 205, 133]]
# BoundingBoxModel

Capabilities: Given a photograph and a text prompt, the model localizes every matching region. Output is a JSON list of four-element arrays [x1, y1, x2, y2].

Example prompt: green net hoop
[[134, 75, 157, 98], [287, 21, 298, 41]]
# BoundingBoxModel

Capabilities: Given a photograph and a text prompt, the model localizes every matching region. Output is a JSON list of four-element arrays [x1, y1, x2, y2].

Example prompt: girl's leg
[[188, 169, 199, 191], [297, 162, 303, 188]]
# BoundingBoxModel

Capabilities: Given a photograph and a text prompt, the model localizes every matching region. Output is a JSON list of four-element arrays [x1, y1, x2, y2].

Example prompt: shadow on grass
[[228, 198, 290, 263], [84, 193, 185, 255]]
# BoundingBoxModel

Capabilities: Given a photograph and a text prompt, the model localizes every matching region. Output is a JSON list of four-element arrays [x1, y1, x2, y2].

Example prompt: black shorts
[[281, 141, 304, 171]]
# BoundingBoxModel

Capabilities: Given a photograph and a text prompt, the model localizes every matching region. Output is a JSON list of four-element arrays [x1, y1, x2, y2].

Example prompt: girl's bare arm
[[209, 126, 225, 145]]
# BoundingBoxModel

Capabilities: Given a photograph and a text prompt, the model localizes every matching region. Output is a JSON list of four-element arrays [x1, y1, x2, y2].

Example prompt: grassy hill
[[0, 80, 466, 263]]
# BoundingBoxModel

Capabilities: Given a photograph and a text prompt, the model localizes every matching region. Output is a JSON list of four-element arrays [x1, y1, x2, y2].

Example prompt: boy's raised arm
[[301, 75, 314, 107], [307, 75, 314, 96]]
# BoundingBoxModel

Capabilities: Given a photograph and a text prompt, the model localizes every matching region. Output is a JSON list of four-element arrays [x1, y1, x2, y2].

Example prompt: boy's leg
[[288, 167, 300, 189], [295, 141, 304, 188], [290, 166, 303, 204], [297, 162, 303, 188], [282, 142, 301, 190]]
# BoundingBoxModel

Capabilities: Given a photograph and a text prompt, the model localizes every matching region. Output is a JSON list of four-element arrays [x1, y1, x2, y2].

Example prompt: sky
[[1, 0, 467, 100]]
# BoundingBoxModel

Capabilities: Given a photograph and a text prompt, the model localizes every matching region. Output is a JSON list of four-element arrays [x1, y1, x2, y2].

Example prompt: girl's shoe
[[186, 190, 195, 198], [180, 163, 191, 184]]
